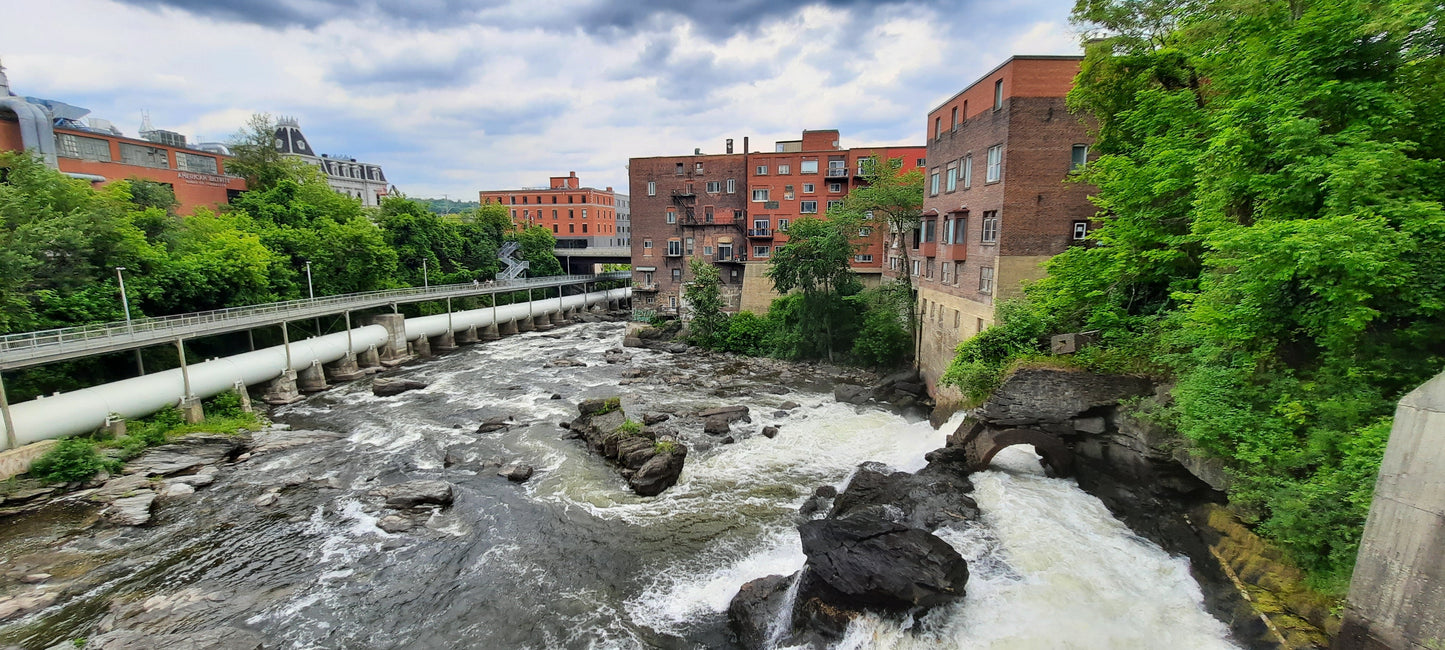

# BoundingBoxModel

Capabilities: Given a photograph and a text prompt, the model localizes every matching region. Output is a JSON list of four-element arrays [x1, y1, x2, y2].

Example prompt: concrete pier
[[371, 314, 414, 366], [412, 334, 433, 358], [517, 316, 535, 333], [456, 325, 480, 345], [482, 323, 501, 340], [325, 353, 365, 382], [432, 331, 458, 351], [178, 396, 204, 423], [358, 346, 381, 372], [262, 370, 303, 405], [1337, 371, 1445, 650], [550, 310, 567, 326], [297, 361, 328, 393], [533, 314, 554, 331]]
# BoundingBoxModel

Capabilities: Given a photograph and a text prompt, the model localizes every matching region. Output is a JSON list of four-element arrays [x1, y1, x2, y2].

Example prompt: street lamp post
[[116, 267, 144, 375]]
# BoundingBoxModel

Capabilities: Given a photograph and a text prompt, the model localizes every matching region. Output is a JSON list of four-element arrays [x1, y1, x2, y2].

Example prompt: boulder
[[377, 514, 417, 533], [977, 368, 1151, 426], [161, 482, 195, 498], [628, 446, 687, 497], [833, 384, 871, 405], [797, 513, 969, 611], [643, 412, 671, 425], [104, 492, 157, 526], [372, 378, 429, 397], [779, 401, 801, 410], [123, 434, 247, 476], [830, 463, 978, 530], [499, 463, 534, 483], [578, 397, 621, 417], [476, 416, 514, 434], [728, 573, 795, 650], [703, 415, 733, 436], [698, 405, 751, 421], [762, 426, 780, 439], [371, 480, 454, 509]]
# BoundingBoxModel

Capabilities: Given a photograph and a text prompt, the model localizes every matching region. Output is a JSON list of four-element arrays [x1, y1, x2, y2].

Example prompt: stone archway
[[959, 426, 1074, 477]]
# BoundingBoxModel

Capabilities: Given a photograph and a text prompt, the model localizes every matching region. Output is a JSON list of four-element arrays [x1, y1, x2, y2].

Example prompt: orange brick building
[[899, 55, 1096, 403], [479, 172, 625, 248], [629, 131, 924, 314]]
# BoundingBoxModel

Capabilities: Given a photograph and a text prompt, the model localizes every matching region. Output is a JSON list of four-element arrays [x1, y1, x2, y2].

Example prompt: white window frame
[[800, 200, 818, 214], [945, 164, 957, 192], [778, 164, 791, 175], [800, 160, 819, 174], [751, 189, 770, 202], [802, 183, 815, 193], [980, 266, 995, 294], [726, 178, 736, 193], [756, 165, 769, 175], [930, 170, 940, 196], [986, 145, 1002, 183], [828, 182, 842, 193], [706, 180, 721, 193], [1073, 221, 1089, 240], [962, 155, 973, 189], [981, 211, 999, 243], [647, 181, 656, 196], [1071, 144, 1089, 172]]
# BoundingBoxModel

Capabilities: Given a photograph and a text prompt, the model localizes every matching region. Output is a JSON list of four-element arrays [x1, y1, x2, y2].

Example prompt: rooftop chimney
[[726, 138, 734, 154]]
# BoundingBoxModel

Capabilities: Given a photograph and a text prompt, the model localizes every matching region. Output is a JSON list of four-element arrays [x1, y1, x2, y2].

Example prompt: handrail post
[[344, 311, 353, 353], [282, 321, 292, 370]]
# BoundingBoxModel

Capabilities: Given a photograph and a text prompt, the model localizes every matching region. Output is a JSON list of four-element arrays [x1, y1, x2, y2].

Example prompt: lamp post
[[116, 267, 144, 375]]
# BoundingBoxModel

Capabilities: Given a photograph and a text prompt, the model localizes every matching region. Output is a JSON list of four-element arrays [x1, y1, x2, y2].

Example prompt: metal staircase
[[498, 241, 530, 280]]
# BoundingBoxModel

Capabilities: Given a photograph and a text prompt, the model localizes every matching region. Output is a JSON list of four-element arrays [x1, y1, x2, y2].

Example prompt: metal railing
[[747, 228, 772, 238], [0, 272, 629, 369], [826, 167, 849, 178]]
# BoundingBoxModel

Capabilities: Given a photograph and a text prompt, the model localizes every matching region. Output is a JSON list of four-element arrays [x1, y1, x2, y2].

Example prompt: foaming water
[[832, 447, 1238, 650]]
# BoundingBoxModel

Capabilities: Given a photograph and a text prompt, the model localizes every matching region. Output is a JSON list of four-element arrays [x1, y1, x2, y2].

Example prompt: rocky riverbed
[[0, 321, 1240, 649]]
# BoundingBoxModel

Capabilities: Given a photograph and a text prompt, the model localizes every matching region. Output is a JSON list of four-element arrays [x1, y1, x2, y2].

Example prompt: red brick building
[[899, 55, 1096, 403], [479, 171, 625, 248], [629, 132, 924, 314], [1, 65, 244, 214]]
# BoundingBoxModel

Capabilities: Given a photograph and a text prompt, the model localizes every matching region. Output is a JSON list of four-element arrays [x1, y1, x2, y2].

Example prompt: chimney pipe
[[694, 148, 701, 155], [726, 139, 734, 154]]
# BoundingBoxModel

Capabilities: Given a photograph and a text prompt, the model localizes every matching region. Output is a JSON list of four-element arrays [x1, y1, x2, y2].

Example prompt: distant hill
[[414, 197, 481, 215]]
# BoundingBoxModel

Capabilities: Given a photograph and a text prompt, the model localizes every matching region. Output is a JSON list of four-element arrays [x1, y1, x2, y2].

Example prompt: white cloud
[[0, 0, 1082, 199]]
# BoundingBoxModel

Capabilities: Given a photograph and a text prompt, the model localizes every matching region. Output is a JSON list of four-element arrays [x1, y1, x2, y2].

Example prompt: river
[[0, 321, 1237, 649]]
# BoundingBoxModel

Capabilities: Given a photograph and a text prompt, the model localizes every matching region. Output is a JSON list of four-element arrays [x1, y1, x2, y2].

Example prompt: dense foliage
[[28, 437, 120, 484], [944, 0, 1445, 588]]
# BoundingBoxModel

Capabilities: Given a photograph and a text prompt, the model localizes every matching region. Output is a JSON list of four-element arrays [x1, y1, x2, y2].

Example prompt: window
[[552, 209, 558, 219], [827, 200, 842, 211], [582, 224, 589, 233], [986, 145, 1002, 183], [951, 106, 958, 129], [941, 262, 951, 284], [647, 181, 656, 196], [859, 226, 872, 236], [705, 246, 714, 255], [666, 210, 676, 224], [667, 239, 683, 256], [569, 209, 575, 218], [756, 165, 769, 175], [695, 162, 704, 172], [980, 266, 995, 294], [800, 160, 818, 174], [953, 216, 968, 244], [1071, 144, 1089, 172], [181, 152, 220, 173], [1073, 221, 1089, 240], [962, 155, 973, 189], [930, 170, 940, 196], [582, 209, 588, 219], [954, 262, 964, 285], [778, 164, 790, 175], [912, 259, 921, 276], [923, 219, 936, 243], [784, 185, 795, 200], [778, 218, 790, 232], [672, 268, 683, 282], [926, 260, 935, 279], [523, 209, 530, 219], [802, 183, 815, 193], [552, 225, 559, 233], [854, 254, 874, 263], [56, 134, 111, 161], [726, 178, 736, 194], [706, 180, 721, 193], [945, 163, 957, 192], [568, 223, 575, 233], [704, 206, 715, 222], [828, 182, 842, 193], [121, 143, 170, 169], [800, 201, 818, 213], [981, 211, 999, 243], [718, 243, 733, 261], [675, 163, 684, 175], [752, 189, 770, 202], [934, 116, 942, 140], [944, 218, 954, 244], [993, 79, 1004, 110], [754, 245, 770, 258], [686, 237, 695, 255]]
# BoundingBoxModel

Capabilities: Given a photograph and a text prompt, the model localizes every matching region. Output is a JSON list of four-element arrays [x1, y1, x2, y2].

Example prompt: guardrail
[[0, 272, 629, 369]]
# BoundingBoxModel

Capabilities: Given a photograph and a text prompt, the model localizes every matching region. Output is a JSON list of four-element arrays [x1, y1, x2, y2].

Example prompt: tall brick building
[[630, 132, 923, 313], [479, 172, 625, 248], [900, 55, 1095, 402]]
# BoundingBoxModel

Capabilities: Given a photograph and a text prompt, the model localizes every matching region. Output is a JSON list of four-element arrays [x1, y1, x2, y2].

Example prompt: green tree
[[836, 156, 926, 358], [512, 225, 564, 277], [767, 216, 863, 361], [684, 257, 727, 346], [224, 113, 315, 192]]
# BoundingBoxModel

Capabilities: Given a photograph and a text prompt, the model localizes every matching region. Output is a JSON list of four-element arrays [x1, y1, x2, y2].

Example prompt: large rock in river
[[373, 378, 428, 397], [371, 480, 454, 509], [569, 397, 687, 497], [797, 513, 969, 612]]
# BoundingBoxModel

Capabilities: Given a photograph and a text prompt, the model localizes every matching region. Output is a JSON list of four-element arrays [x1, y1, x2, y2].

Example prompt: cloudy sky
[[0, 0, 1081, 200]]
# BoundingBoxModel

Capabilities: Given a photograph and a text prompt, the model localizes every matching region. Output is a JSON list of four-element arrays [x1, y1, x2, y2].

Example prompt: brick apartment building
[[899, 55, 1096, 402], [629, 131, 923, 313], [480, 172, 625, 248]]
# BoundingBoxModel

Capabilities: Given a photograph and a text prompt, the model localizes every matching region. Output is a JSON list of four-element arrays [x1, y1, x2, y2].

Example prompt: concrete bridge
[[0, 273, 631, 456]]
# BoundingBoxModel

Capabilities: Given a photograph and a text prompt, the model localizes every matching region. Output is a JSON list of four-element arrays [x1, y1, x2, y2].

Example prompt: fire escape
[[673, 181, 747, 263]]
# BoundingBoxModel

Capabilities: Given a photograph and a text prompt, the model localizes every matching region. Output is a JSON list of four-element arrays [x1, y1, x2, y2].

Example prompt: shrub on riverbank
[[29, 438, 120, 484]]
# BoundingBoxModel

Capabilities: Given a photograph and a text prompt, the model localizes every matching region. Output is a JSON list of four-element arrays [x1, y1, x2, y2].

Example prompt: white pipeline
[[0, 289, 628, 451]]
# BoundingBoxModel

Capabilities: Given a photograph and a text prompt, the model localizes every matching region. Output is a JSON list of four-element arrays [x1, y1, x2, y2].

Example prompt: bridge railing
[[0, 272, 628, 356]]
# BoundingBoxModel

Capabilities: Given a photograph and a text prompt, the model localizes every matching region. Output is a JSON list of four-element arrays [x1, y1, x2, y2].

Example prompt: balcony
[[946, 242, 967, 261], [664, 249, 683, 257], [633, 282, 660, 292], [826, 167, 849, 179], [716, 254, 747, 264], [748, 228, 773, 239]]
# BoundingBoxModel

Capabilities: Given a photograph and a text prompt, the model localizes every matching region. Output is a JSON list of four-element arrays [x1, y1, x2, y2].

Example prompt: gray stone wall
[[1337, 371, 1445, 650]]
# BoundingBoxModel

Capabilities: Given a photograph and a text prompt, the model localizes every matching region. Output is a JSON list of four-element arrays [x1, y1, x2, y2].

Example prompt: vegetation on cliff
[[943, 0, 1445, 588]]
